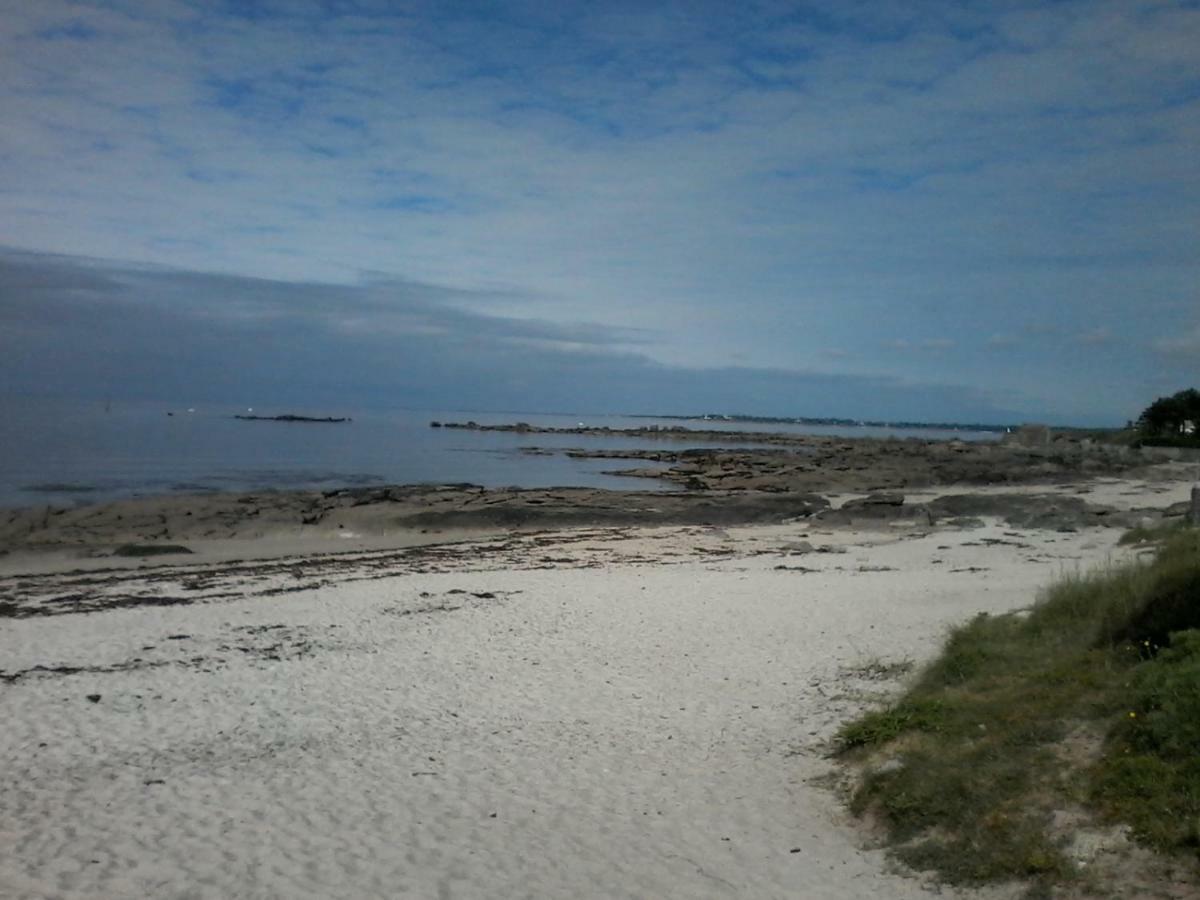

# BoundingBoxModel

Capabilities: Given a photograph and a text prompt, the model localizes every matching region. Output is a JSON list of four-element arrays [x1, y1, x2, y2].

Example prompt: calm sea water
[[0, 398, 1000, 509]]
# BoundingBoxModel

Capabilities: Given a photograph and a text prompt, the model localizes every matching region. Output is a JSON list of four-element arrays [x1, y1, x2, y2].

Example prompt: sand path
[[0, 519, 1147, 899]]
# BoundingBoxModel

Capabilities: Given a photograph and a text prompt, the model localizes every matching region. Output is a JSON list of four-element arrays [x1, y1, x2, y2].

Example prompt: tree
[[1138, 388, 1200, 439]]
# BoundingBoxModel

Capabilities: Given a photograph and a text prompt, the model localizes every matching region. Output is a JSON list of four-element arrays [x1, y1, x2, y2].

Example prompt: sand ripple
[[0, 522, 1122, 898]]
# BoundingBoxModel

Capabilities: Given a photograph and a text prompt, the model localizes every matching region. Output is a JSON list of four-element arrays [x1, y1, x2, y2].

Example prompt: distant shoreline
[[430, 419, 1004, 441], [233, 414, 350, 423], [632, 412, 1024, 433]]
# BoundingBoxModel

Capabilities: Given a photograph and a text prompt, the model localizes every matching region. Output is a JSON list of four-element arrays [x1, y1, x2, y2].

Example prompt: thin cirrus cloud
[[0, 0, 1197, 424]]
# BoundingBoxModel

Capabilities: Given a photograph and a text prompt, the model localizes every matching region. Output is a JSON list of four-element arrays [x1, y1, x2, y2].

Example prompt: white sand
[[0, 508, 1169, 899]]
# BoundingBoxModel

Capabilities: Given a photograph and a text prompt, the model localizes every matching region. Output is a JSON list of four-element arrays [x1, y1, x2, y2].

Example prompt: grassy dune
[[838, 527, 1200, 894]]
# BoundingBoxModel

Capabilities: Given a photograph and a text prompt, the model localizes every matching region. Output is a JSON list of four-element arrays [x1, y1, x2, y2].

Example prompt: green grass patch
[[1118, 518, 1189, 546], [836, 527, 1200, 891], [1092, 629, 1200, 851]]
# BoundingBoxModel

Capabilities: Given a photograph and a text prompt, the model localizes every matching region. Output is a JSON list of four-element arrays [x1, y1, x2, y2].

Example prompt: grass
[[1117, 518, 1189, 546], [1091, 628, 1200, 851], [836, 527, 1200, 892]]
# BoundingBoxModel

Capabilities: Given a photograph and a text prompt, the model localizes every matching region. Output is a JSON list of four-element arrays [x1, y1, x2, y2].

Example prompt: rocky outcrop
[[554, 438, 1147, 493], [0, 486, 831, 550], [815, 493, 932, 527], [926, 494, 1133, 532]]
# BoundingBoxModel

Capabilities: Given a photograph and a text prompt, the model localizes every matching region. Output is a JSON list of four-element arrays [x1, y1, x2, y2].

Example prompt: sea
[[0, 397, 1001, 510]]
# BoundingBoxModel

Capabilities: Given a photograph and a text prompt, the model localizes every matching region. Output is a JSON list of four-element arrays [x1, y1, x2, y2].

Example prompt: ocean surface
[[0, 398, 1001, 510]]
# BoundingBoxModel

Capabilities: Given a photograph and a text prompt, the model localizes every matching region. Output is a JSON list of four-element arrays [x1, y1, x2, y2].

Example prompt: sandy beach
[[2, 466, 1195, 899]]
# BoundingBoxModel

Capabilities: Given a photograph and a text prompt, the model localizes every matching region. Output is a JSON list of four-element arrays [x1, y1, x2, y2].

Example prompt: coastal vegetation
[[837, 524, 1200, 894], [1137, 388, 1200, 447]]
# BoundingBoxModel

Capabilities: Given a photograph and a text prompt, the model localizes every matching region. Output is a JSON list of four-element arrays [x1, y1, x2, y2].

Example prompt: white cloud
[[0, 0, 1196, 423]]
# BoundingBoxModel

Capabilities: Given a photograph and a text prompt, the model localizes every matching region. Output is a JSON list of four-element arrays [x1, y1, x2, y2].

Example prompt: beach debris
[[843, 492, 905, 509], [782, 540, 815, 554], [112, 543, 194, 557]]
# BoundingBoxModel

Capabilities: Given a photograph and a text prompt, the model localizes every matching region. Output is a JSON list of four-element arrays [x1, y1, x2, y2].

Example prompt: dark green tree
[[1138, 388, 1200, 439]]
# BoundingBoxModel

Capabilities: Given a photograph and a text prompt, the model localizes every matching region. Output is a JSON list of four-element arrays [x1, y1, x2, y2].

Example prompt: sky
[[1, 0, 1197, 425]]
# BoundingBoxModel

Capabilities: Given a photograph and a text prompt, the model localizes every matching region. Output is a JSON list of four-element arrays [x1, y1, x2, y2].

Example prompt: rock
[[815, 494, 928, 526], [874, 758, 905, 776], [782, 540, 815, 554], [927, 493, 1116, 531], [86, 694, 101, 703]]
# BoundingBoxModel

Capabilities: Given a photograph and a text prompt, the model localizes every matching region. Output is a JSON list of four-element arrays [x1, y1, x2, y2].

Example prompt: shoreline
[[2, 474, 1191, 568], [10, 421, 1182, 516], [4, 430, 1194, 567]]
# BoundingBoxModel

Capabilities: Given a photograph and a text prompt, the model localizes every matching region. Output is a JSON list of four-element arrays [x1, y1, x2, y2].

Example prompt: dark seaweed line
[[0, 657, 188, 685], [0, 528, 639, 618]]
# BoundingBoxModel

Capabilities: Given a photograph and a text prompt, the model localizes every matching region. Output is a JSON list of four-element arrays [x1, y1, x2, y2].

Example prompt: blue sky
[[1, 0, 1197, 424]]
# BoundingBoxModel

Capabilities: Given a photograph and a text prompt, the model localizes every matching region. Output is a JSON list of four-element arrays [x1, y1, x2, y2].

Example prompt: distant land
[[632, 413, 1021, 433], [233, 414, 350, 423], [627, 413, 1128, 435]]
